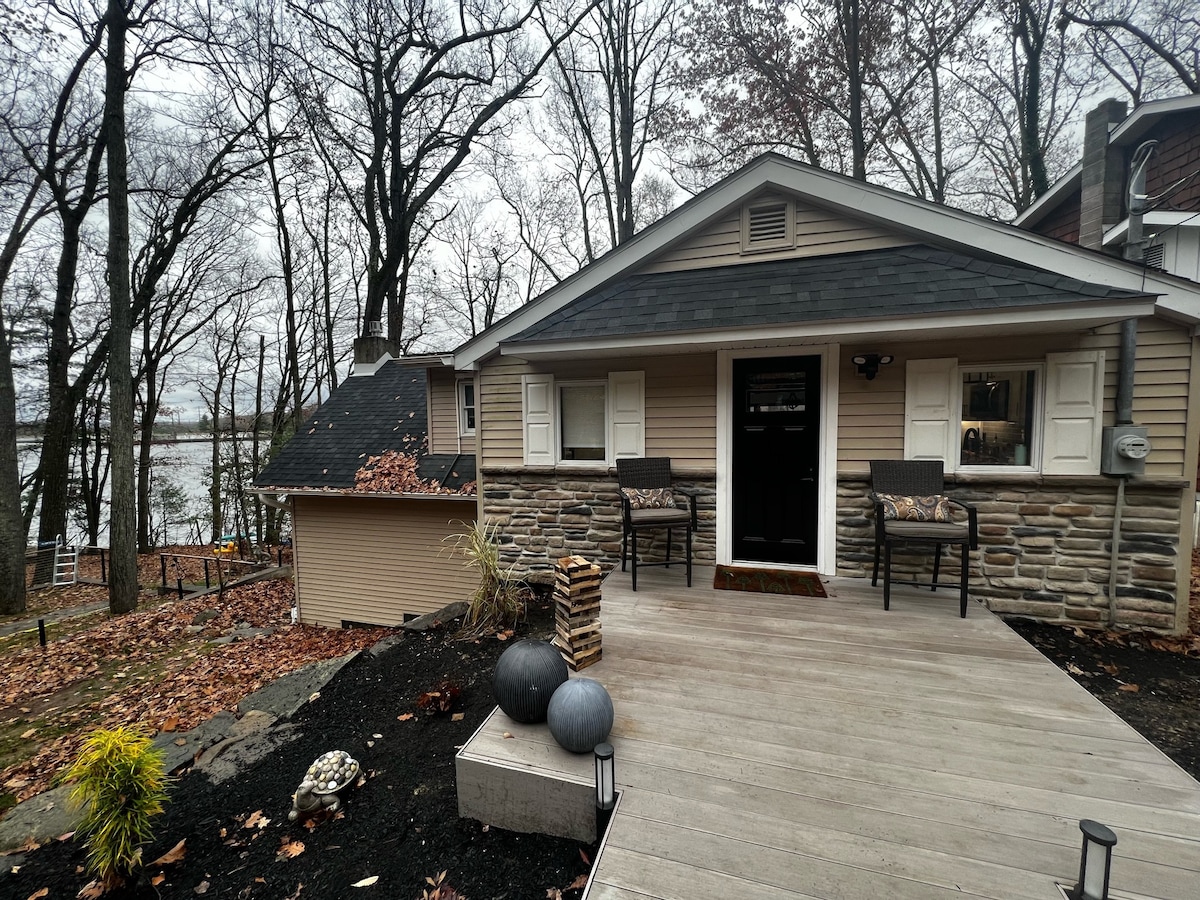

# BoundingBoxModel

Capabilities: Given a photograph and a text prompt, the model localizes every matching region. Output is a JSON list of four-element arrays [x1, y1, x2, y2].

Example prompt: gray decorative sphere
[[547, 677, 614, 753], [493, 640, 569, 724]]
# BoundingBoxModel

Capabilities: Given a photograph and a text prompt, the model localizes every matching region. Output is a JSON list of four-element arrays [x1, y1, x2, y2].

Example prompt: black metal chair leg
[[631, 531, 638, 592], [883, 542, 892, 611], [665, 527, 673, 568], [871, 542, 880, 587], [931, 543, 941, 591], [621, 526, 628, 572], [685, 524, 692, 587], [959, 543, 968, 617]]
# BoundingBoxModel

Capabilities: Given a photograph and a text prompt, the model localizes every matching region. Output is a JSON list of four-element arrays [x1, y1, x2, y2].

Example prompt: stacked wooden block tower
[[553, 555, 602, 671]]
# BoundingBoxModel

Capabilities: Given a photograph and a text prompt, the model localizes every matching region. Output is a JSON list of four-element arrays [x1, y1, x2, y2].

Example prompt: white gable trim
[[453, 154, 1200, 370]]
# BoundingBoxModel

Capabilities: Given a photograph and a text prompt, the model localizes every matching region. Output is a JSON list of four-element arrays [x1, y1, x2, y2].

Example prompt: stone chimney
[[351, 321, 394, 375], [1079, 98, 1128, 251]]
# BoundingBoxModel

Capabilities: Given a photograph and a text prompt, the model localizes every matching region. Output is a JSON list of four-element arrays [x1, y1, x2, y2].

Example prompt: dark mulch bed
[[3, 598, 595, 899], [1006, 618, 1200, 781]]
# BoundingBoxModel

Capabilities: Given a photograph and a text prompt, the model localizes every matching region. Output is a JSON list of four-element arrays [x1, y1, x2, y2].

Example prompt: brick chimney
[[1079, 98, 1128, 251], [351, 321, 394, 375]]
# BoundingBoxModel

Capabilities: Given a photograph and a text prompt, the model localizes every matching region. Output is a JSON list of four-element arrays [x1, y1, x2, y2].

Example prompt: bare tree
[[287, 0, 595, 347], [543, 0, 682, 257], [954, 1, 1090, 217], [672, 0, 984, 197], [1058, 0, 1200, 100]]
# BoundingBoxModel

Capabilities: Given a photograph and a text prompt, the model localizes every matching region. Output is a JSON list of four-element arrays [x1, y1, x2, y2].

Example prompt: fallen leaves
[[354, 450, 472, 495], [0, 577, 389, 801], [397, 713, 415, 722], [1118, 683, 1141, 692], [25, 888, 48, 900], [244, 810, 271, 830], [276, 839, 306, 861], [151, 838, 187, 866], [351, 876, 379, 887]]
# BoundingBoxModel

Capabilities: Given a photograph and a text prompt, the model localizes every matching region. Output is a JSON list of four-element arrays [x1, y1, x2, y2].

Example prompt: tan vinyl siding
[[837, 318, 1194, 478], [292, 495, 478, 627], [642, 194, 911, 275], [479, 354, 717, 469], [428, 367, 476, 454]]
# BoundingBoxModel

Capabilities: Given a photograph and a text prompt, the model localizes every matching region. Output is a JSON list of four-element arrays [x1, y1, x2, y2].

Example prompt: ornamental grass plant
[[445, 520, 526, 635], [64, 725, 169, 889]]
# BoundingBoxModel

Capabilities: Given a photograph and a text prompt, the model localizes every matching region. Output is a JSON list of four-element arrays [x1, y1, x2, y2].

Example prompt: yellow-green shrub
[[65, 725, 169, 888]]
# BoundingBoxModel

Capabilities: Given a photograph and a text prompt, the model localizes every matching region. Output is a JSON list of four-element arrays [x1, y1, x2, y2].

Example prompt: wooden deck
[[458, 568, 1200, 899]]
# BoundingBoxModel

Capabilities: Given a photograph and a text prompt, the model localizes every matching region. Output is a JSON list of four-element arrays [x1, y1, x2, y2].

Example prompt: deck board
[[462, 568, 1200, 898]]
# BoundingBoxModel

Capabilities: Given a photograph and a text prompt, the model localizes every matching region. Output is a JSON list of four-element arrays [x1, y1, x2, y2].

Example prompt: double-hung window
[[522, 371, 645, 465], [458, 380, 476, 436], [905, 351, 1104, 474]]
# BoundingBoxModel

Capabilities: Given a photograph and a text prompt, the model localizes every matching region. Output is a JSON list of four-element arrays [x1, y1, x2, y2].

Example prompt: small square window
[[458, 381, 476, 435], [959, 368, 1037, 468], [560, 383, 606, 461]]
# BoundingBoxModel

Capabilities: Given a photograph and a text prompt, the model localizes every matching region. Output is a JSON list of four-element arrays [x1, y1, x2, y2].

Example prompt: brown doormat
[[714, 565, 827, 597]]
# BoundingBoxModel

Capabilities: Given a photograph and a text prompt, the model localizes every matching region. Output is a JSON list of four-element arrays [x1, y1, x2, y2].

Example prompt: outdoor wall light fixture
[[851, 353, 894, 380], [1071, 819, 1117, 900], [594, 742, 616, 837]]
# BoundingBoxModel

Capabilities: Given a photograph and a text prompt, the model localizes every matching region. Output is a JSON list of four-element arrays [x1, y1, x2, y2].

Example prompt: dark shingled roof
[[506, 244, 1153, 345], [254, 361, 476, 492]]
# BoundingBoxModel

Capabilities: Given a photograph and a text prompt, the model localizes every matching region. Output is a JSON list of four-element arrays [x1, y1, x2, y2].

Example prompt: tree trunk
[[210, 371, 225, 544], [105, 0, 138, 614], [0, 310, 25, 614], [136, 361, 158, 552]]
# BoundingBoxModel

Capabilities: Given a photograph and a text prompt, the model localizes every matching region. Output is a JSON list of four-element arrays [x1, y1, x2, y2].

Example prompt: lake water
[[19, 437, 256, 547]]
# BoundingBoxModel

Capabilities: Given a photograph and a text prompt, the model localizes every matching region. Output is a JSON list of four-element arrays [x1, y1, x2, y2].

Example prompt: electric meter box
[[1102, 425, 1152, 475]]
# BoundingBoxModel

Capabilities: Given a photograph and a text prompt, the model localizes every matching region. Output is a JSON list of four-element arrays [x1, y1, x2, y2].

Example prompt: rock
[[366, 634, 405, 658], [401, 601, 469, 632], [185, 625, 205, 634], [0, 785, 84, 852], [236, 651, 360, 720], [211, 627, 273, 645], [153, 710, 238, 774], [191, 610, 219, 625]]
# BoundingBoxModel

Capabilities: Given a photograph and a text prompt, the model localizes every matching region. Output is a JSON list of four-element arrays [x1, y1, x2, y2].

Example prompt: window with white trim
[[904, 351, 1104, 474], [958, 367, 1038, 469], [458, 380, 476, 435], [522, 371, 644, 465]]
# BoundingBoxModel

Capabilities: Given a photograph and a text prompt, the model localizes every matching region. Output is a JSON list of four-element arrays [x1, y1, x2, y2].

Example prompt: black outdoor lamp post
[[594, 742, 615, 838], [1072, 819, 1117, 900]]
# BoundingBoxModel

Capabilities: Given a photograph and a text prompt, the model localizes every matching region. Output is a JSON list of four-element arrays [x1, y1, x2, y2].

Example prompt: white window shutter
[[904, 358, 958, 467], [608, 370, 645, 460], [522, 374, 555, 465], [1043, 350, 1104, 475]]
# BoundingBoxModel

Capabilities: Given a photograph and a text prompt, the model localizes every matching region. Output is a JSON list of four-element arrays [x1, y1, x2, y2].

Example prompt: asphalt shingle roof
[[505, 244, 1152, 345], [254, 361, 475, 492]]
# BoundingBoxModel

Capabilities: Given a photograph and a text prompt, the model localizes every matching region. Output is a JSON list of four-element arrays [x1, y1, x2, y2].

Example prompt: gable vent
[[742, 198, 794, 252], [1143, 242, 1165, 270]]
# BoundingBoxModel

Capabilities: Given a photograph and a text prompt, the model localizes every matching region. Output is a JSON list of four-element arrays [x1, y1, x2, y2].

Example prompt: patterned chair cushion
[[876, 493, 953, 523], [621, 487, 676, 510]]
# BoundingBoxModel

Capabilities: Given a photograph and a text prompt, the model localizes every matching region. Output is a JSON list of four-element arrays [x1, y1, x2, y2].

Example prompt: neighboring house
[[436, 152, 1200, 634], [1016, 94, 1200, 280], [254, 355, 478, 627]]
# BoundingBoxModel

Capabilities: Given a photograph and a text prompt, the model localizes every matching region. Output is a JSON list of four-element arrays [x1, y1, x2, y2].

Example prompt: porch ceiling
[[500, 245, 1156, 360]]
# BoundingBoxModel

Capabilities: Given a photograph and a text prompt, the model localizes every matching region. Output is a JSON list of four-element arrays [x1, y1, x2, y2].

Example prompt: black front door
[[732, 355, 821, 565]]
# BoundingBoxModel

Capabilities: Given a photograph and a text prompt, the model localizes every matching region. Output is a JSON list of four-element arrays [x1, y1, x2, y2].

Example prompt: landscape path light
[[1072, 819, 1117, 900], [594, 741, 615, 838]]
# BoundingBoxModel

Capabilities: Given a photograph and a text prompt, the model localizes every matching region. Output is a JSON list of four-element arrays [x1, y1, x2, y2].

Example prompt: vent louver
[[1143, 243, 1165, 270], [746, 201, 790, 245]]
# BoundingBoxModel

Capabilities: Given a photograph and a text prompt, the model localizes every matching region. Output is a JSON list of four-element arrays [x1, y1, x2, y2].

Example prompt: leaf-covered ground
[[2, 596, 593, 900], [0, 577, 386, 803]]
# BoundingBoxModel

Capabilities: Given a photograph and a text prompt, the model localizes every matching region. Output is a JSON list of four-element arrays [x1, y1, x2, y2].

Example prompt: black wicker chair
[[869, 460, 978, 617], [616, 457, 697, 591]]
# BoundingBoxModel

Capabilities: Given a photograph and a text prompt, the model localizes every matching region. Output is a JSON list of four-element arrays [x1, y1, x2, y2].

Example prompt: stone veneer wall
[[836, 473, 1186, 631], [481, 466, 717, 574]]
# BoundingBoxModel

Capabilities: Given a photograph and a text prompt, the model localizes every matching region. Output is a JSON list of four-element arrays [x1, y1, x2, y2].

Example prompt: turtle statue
[[289, 750, 361, 821]]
